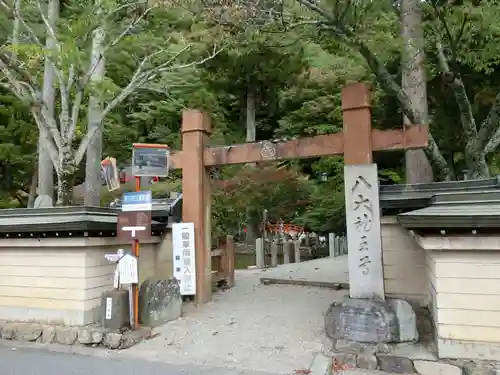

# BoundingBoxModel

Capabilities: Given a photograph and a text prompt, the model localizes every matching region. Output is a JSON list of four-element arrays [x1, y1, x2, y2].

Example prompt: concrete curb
[[309, 353, 332, 375], [259, 278, 349, 290]]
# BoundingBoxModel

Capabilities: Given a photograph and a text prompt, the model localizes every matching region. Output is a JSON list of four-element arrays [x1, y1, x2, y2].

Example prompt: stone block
[[463, 362, 497, 375], [77, 327, 93, 345], [101, 289, 130, 330], [388, 299, 419, 342], [55, 326, 77, 345], [414, 360, 463, 375], [91, 329, 104, 345], [377, 355, 414, 374], [335, 339, 389, 355], [120, 329, 149, 349], [139, 278, 182, 327], [15, 324, 42, 342], [325, 297, 418, 344], [104, 332, 122, 349], [42, 326, 56, 343], [356, 352, 378, 370], [1, 323, 15, 340], [388, 343, 437, 361]]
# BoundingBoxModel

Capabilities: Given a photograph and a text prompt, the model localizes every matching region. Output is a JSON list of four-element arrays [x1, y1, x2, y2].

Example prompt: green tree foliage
[[3, 0, 500, 234]]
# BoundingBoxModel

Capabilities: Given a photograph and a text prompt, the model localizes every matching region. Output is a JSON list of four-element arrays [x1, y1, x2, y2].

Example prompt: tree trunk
[[401, 0, 433, 184], [38, 0, 59, 200], [246, 84, 256, 142], [56, 142, 75, 206], [27, 167, 38, 208], [245, 85, 257, 243], [84, 21, 105, 206], [11, 0, 20, 57]]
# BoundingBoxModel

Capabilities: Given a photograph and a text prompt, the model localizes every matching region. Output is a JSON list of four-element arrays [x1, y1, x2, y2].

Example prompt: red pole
[[133, 176, 141, 329]]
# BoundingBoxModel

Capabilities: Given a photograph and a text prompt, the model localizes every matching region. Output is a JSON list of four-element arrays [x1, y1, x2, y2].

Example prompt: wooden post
[[181, 110, 212, 305], [294, 240, 301, 263], [256, 238, 265, 269], [329, 233, 335, 257], [221, 234, 235, 287], [271, 240, 278, 267]]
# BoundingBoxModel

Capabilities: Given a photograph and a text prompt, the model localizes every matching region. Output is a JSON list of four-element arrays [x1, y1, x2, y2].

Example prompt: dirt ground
[[118, 269, 346, 374]]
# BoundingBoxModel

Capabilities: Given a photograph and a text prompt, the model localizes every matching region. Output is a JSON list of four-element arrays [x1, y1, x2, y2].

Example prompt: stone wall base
[[323, 339, 500, 375], [0, 305, 98, 327], [437, 337, 500, 362], [0, 321, 152, 350], [322, 307, 500, 374]]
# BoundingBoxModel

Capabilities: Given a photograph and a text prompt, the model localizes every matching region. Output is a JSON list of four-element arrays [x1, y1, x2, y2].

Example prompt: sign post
[[118, 190, 152, 329], [123, 143, 169, 329]]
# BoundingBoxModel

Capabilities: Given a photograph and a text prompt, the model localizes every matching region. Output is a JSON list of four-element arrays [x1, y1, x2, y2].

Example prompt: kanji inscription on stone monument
[[344, 164, 384, 300]]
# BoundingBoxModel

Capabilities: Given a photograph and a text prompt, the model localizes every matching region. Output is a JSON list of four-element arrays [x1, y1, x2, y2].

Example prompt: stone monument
[[324, 163, 419, 356]]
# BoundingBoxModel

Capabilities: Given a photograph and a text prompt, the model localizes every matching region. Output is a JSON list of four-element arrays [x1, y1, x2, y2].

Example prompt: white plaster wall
[[381, 216, 427, 306], [0, 236, 163, 325], [415, 235, 500, 361], [429, 250, 500, 344]]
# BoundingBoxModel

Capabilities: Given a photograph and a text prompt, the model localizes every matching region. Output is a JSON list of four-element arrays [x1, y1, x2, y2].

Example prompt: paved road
[[0, 345, 285, 375]]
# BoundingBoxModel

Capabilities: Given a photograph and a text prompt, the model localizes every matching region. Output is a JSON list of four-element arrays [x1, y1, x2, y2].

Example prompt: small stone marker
[[118, 254, 139, 285], [255, 238, 265, 269], [34, 195, 53, 208], [344, 164, 384, 300], [329, 233, 335, 257]]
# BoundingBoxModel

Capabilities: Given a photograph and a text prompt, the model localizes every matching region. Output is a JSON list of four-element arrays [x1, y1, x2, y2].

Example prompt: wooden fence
[[211, 235, 235, 288]]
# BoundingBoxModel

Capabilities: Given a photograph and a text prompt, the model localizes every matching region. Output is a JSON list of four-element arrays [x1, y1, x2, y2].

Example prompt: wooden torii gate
[[170, 82, 428, 305]]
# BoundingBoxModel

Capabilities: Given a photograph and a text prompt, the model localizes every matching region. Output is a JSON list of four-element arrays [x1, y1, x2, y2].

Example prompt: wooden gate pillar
[[181, 110, 212, 304], [342, 82, 373, 165]]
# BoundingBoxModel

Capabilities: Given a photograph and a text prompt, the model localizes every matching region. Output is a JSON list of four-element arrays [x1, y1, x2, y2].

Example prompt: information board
[[132, 145, 170, 177], [118, 254, 139, 285]]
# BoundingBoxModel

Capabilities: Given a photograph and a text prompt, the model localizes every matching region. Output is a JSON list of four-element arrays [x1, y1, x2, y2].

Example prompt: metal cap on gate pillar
[[341, 82, 373, 165]]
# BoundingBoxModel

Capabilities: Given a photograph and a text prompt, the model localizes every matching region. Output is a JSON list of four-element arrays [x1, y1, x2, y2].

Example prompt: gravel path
[[120, 270, 347, 374], [257, 255, 349, 285]]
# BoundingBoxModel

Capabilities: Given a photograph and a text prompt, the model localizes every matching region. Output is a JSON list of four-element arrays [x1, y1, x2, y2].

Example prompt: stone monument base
[[322, 304, 500, 374], [325, 297, 419, 344]]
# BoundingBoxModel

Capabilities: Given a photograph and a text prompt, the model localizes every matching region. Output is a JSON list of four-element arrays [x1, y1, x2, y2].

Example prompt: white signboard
[[344, 164, 385, 300], [118, 254, 139, 285], [172, 222, 196, 295]]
